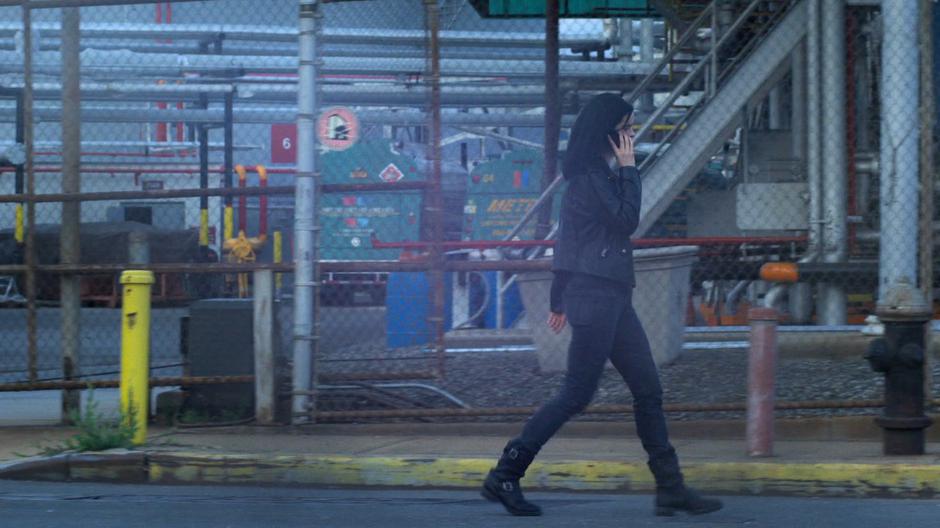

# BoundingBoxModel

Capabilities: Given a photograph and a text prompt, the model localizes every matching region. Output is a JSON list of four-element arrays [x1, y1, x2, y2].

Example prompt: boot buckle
[[508, 448, 518, 460], [502, 481, 515, 492]]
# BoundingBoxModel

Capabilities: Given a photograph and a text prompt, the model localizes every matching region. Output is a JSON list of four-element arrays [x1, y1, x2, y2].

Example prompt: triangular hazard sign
[[379, 163, 404, 183]]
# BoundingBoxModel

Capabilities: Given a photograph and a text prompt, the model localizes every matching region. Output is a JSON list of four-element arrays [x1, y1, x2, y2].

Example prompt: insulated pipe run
[[0, 21, 610, 49]]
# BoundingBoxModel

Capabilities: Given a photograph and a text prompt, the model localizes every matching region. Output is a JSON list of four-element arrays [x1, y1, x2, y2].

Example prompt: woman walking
[[481, 93, 723, 517]]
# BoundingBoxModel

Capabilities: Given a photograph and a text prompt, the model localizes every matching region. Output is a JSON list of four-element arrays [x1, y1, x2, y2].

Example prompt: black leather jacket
[[550, 163, 641, 312]]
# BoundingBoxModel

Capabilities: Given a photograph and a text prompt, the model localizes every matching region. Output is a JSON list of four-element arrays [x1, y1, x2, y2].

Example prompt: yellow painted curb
[[146, 453, 940, 497]]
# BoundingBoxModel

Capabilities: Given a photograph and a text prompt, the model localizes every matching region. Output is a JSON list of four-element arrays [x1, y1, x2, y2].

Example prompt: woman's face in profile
[[614, 112, 635, 139]]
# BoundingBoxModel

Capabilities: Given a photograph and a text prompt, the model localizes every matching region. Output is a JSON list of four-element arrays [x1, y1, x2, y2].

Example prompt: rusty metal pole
[[22, 2, 38, 383], [746, 307, 778, 457], [60, 6, 82, 422], [535, 0, 560, 241], [425, 0, 445, 377]]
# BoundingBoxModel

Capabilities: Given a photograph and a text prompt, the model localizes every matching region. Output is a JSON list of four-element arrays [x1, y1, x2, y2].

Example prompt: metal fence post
[[60, 5, 82, 423], [425, 0, 445, 377], [747, 307, 778, 457], [292, 0, 319, 423], [253, 269, 275, 425], [22, 2, 38, 384]]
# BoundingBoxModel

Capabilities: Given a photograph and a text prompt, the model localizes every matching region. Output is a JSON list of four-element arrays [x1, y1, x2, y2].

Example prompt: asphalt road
[[0, 481, 938, 528]]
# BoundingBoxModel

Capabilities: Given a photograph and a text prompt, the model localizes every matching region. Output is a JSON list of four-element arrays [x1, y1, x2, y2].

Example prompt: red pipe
[[34, 151, 196, 158], [236, 164, 248, 233], [0, 165, 300, 175]]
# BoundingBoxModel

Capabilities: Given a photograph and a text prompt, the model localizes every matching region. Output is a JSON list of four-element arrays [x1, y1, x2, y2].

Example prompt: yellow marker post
[[199, 209, 209, 247], [273, 230, 283, 290], [120, 270, 154, 446], [224, 205, 234, 243], [14, 204, 24, 244]]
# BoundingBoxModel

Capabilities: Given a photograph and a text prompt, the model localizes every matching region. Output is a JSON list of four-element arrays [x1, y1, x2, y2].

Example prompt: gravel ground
[[314, 336, 911, 422]]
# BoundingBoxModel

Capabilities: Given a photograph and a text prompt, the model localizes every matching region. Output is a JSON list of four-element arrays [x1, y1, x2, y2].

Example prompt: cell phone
[[607, 130, 620, 148]]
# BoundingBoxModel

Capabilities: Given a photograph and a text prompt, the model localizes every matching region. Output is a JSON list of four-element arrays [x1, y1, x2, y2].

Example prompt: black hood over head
[[562, 93, 634, 179]]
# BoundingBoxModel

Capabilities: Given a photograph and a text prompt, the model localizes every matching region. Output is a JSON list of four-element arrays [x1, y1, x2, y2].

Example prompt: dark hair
[[562, 93, 634, 179]]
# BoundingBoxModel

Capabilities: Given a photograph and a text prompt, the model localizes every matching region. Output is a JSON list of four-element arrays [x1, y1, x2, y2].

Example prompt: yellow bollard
[[120, 270, 154, 446]]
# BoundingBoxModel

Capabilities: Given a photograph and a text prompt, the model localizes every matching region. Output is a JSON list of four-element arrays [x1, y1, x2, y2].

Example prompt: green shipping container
[[318, 141, 424, 260], [464, 149, 561, 241]]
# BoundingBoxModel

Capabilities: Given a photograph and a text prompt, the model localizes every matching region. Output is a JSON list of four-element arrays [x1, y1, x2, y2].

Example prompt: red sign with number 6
[[271, 123, 297, 164]]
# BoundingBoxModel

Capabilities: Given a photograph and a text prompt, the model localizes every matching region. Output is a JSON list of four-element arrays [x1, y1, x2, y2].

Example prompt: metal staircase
[[632, 0, 806, 236]]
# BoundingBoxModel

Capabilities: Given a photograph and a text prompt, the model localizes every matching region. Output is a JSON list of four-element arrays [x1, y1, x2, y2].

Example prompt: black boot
[[481, 441, 542, 516], [648, 452, 722, 516]]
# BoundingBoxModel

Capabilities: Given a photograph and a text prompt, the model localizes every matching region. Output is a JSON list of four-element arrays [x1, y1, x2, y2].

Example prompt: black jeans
[[514, 273, 675, 464]]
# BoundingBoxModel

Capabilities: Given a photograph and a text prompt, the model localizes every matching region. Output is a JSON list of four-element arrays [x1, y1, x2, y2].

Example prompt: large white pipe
[[818, 0, 847, 325], [0, 21, 611, 50], [878, 0, 922, 309], [0, 102, 580, 126], [3, 80, 559, 107], [0, 49, 658, 79]]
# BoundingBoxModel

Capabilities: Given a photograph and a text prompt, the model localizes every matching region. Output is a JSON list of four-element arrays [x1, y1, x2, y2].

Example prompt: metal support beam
[[537, 0, 560, 241], [22, 3, 38, 384], [639, 18, 655, 113]]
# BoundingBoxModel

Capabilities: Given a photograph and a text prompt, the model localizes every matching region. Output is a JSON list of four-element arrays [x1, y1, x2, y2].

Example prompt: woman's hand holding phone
[[608, 129, 636, 168]]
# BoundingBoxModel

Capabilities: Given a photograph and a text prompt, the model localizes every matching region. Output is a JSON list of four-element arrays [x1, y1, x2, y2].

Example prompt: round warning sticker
[[317, 106, 360, 151]]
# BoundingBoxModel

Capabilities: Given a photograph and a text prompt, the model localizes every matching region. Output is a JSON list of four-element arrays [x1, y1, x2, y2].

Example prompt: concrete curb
[[4, 451, 940, 498]]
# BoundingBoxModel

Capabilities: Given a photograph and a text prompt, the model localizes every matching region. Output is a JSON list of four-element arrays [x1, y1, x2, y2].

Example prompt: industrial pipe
[[819, 0, 848, 325], [0, 49, 660, 80], [0, 21, 611, 50], [0, 105, 581, 126]]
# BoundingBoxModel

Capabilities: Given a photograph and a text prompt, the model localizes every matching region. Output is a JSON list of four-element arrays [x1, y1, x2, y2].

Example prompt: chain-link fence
[[0, 0, 936, 428]]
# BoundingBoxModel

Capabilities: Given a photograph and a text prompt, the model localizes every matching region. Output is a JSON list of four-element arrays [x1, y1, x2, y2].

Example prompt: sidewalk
[[3, 419, 940, 498]]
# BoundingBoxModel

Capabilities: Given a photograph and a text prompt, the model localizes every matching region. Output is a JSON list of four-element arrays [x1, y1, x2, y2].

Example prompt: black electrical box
[[184, 299, 281, 418]]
